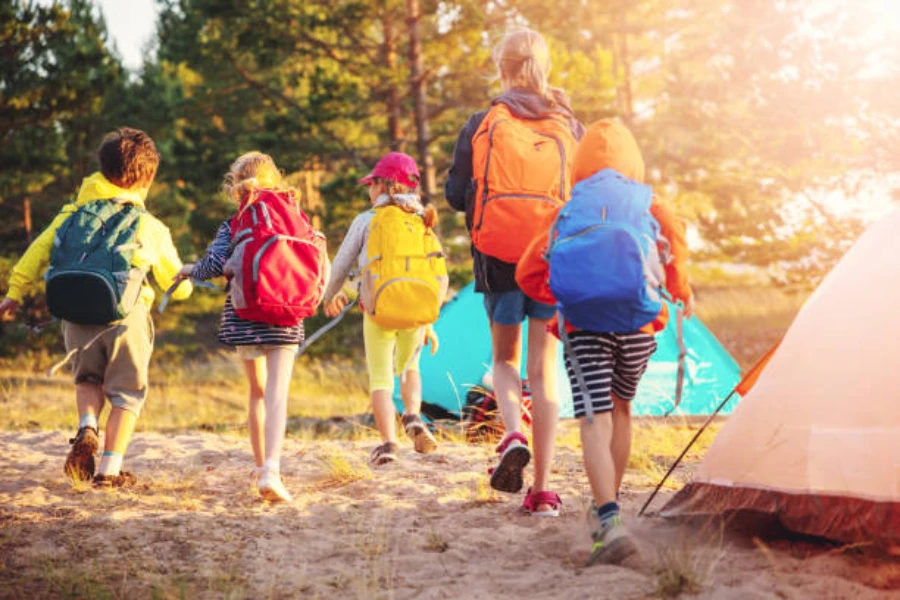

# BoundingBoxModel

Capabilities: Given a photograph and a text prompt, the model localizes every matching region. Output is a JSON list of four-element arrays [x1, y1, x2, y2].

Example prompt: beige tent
[[662, 210, 900, 546]]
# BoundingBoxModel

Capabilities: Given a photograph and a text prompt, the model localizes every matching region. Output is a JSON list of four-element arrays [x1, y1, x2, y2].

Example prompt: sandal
[[370, 441, 400, 466], [522, 487, 562, 517], [489, 431, 530, 493]]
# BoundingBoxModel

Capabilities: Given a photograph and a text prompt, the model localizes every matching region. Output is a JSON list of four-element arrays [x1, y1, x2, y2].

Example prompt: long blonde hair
[[222, 151, 284, 203], [493, 28, 553, 104]]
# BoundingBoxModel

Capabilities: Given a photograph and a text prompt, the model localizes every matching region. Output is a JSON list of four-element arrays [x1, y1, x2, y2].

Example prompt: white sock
[[79, 414, 98, 431], [263, 458, 280, 475], [98, 451, 123, 476]]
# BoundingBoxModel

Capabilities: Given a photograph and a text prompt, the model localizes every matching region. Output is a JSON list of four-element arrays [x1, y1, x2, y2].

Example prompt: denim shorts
[[483, 290, 556, 325]]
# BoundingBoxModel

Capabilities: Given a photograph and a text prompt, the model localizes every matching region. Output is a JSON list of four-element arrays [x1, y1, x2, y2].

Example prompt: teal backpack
[[45, 199, 148, 325]]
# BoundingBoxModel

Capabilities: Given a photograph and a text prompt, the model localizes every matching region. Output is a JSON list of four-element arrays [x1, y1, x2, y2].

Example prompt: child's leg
[[490, 322, 523, 434], [580, 412, 617, 506], [363, 316, 399, 444], [98, 407, 137, 476], [526, 317, 559, 504], [396, 326, 425, 416], [75, 382, 104, 430], [241, 357, 267, 469], [610, 394, 632, 492], [396, 328, 437, 453], [262, 347, 295, 472], [608, 332, 657, 495]]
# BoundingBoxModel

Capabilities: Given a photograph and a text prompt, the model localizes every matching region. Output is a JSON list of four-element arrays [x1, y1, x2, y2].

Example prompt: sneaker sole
[[64, 432, 99, 481], [489, 444, 531, 493], [407, 424, 438, 454], [585, 536, 639, 567], [371, 452, 398, 466]]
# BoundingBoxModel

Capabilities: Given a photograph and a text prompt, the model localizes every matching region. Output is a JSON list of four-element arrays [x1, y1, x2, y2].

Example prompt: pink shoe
[[522, 487, 562, 517], [489, 432, 531, 493]]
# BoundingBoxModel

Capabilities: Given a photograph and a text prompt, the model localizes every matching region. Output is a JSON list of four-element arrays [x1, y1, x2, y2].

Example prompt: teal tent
[[394, 283, 741, 419]]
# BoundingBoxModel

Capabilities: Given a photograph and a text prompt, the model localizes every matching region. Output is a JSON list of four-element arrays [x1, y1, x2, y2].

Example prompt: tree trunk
[[23, 197, 32, 243], [381, 9, 404, 150], [612, 6, 634, 126], [406, 0, 435, 204]]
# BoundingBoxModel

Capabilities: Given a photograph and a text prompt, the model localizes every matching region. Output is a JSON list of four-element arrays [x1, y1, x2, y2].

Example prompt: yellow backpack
[[360, 205, 448, 329]]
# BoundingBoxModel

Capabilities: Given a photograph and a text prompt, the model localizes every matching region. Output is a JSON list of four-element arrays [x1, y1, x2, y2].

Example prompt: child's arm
[[190, 221, 232, 282], [145, 217, 193, 301], [651, 199, 693, 315], [322, 213, 369, 304], [445, 111, 487, 214], [5, 206, 76, 306]]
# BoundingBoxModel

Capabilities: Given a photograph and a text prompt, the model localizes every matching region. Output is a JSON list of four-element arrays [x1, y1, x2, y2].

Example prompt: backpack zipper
[[476, 118, 507, 231], [251, 235, 319, 282], [533, 130, 567, 201], [371, 277, 438, 315]]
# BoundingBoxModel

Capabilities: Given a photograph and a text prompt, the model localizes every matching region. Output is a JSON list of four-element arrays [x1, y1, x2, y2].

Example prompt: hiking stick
[[637, 341, 780, 517], [295, 298, 358, 357]]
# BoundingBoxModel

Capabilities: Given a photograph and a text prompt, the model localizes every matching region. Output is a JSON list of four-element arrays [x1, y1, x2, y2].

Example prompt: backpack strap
[[558, 313, 595, 424]]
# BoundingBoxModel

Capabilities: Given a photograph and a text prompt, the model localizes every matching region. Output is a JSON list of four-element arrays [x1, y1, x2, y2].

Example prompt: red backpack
[[224, 189, 326, 326]]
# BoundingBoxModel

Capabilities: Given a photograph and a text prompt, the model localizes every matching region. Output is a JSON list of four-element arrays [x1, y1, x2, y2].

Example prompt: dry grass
[[653, 522, 726, 598], [694, 284, 806, 370], [0, 354, 370, 434], [312, 446, 372, 489]]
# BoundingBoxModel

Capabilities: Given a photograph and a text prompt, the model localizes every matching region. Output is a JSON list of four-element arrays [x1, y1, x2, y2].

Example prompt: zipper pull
[[601, 206, 608, 222]]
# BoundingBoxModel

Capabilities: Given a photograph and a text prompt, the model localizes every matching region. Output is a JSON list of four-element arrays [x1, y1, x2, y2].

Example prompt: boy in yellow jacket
[[0, 128, 192, 487]]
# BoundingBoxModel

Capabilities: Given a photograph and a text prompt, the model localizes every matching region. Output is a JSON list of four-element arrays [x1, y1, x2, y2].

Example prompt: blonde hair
[[374, 177, 438, 229], [222, 151, 283, 203], [493, 28, 553, 104]]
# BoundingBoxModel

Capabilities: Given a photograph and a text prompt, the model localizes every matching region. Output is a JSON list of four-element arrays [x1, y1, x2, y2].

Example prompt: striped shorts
[[564, 330, 658, 418]]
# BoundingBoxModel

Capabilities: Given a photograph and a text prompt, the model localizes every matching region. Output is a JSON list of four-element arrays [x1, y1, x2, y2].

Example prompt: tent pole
[[638, 341, 781, 517], [637, 389, 736, 517]]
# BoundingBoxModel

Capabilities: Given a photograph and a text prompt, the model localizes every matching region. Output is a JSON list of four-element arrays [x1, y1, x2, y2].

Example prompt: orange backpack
[[471, 104, 577, 264]]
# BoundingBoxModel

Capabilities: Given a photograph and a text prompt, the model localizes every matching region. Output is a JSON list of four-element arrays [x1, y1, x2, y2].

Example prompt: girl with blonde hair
[[445, 28, 584, 516], [180, 151, 328, 502], [323, 152, 444, 466]]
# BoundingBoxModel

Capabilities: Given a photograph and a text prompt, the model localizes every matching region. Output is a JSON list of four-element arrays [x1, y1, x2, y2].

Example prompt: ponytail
[[421, 205, 438, 230]]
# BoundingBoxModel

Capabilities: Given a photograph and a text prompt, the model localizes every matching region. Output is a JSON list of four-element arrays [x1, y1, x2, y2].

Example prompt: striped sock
[[98, 451, 123, 476], [79, 414, 98, 431]]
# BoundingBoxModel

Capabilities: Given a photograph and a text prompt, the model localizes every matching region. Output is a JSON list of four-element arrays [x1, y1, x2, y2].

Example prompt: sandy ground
[[0, 430, 897, 599]]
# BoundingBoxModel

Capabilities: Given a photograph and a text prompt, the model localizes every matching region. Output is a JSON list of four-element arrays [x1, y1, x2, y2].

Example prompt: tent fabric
[[393, 282, 741, 419], [662, 210, 900, 546]]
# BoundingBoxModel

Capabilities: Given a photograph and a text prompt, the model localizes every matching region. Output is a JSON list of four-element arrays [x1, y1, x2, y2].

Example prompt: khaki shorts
[[62, 305, 154, 416]]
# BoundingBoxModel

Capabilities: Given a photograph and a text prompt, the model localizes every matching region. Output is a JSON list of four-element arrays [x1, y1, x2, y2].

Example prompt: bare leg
[[103, 407, 137, 455], [491, 322, 523, 434], [242, 357, 267, 468], [400, 370, 422, 416], [526, 318, 559, 508], [75, 382, 105, 423], [372, 389, 398, 443], [263, 348, 295, 470], [580, 412, 617, 507], [610, 394, 632, 493]]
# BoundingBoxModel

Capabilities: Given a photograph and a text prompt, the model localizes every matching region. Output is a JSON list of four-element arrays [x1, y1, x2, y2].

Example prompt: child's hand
[[682, 295, 695, 320], [176, 263, 195, 281], [324, 292, 349, 318], [424, 327, 439, 355], [0, 297, 19, 322]]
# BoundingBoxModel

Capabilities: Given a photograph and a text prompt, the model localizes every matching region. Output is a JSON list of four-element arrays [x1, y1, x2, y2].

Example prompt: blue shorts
[[483, 290, 556, 325]]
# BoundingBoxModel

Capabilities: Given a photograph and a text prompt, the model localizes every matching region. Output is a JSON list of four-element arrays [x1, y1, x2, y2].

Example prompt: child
[[521, 119, 694, 565], [180, 151, 328, 503], [323, 151, 445, 466], [0, 127, 193, 487], [445, 28, 584, 516]]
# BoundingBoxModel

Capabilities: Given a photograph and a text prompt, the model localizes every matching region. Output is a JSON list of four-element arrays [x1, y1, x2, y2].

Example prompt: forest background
[[1, 0, 898, 374]]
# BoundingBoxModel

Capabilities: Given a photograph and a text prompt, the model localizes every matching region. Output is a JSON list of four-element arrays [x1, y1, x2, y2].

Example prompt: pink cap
[[358, 152, 420, 189]]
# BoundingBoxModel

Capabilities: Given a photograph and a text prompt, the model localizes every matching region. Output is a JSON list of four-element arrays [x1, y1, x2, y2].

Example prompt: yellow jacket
[[6, 173, 193, 307]]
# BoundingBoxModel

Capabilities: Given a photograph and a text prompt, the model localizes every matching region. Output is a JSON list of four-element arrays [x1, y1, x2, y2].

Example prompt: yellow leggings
[[364, 315, 424, 393]]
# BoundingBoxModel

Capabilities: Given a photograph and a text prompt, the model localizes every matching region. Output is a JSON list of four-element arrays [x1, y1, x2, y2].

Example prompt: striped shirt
[[193, 219, 304, 347]]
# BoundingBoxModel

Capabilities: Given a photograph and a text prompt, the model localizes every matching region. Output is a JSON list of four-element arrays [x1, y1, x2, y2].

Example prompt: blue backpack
[[548, 168, 664, 333]]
